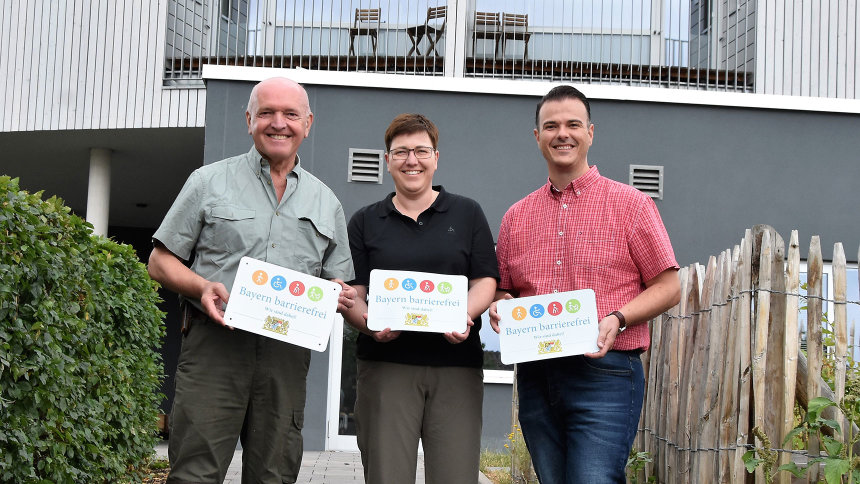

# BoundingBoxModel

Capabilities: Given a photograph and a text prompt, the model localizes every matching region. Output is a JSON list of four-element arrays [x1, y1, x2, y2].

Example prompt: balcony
[[165, 0, 859, 99]]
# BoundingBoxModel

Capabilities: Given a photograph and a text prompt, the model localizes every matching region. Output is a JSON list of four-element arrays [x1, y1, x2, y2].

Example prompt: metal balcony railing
[[164, 0, 860, 99]]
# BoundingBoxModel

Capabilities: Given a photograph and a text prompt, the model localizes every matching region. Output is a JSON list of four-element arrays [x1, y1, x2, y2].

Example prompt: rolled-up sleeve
[[153, 170, 205, 261], [321, 201, 355, 281]]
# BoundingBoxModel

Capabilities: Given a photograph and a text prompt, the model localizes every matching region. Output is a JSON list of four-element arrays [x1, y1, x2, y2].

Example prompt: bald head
[[246, 77, 311, 118]]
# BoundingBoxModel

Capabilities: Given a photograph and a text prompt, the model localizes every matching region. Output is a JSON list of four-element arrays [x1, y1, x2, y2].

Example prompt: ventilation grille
[[348, 149, 384, 184], [629, 164, 664, 200]]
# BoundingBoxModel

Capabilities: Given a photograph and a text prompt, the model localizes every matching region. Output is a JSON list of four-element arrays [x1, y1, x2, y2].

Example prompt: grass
[[129, 457, 170, 484], [480, 448, 513, 484]]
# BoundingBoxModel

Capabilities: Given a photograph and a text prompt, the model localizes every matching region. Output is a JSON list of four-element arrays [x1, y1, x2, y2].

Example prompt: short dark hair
[[535, 85, 591, 127], [384, 113, 439, 150]]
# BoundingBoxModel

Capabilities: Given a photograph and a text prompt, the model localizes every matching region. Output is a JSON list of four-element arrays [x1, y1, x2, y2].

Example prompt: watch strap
[[609, 310, 626, 331]]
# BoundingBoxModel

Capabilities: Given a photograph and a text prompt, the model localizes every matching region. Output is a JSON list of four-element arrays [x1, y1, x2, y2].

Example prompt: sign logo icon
[[290, 281, 305, 296], [538, 339, 563, 354], [384, 278, 399, 290], [263, 316, 290, 335], [437, 282, 453, 294], [548, 301, 562, 316], [404, 313, 429, 327], [420, 280, 434, 293], [530, 304, 545, 318], [512, 306, 527, 321], [270, 275, 286, 291], [252, 270, 268, 285], [565, 299, 581, 313], [307, 286, 323, 302], [402, 278, 417, 291]]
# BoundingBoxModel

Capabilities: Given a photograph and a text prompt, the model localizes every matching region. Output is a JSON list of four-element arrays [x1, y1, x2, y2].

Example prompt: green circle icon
[[565, 299, 581, 313], [307, 286, 324, 302], [437, 282, 453, 294]]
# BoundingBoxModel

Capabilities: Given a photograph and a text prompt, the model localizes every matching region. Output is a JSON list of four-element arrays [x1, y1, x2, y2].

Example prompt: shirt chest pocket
[[291, 216, 334, 277], [571, 230, 622, 270], [209, 205, 257, 254]]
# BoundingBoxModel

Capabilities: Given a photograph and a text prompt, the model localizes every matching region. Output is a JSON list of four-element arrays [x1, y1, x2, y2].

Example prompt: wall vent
[[348, 149, 384, 184], [629, 164, 664, 200]]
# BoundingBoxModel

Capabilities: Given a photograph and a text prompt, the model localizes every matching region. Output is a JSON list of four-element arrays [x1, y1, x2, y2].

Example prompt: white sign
[[223, 256, 341, 352], [367, 269, 468, 333], [497, 289, 600, 364]]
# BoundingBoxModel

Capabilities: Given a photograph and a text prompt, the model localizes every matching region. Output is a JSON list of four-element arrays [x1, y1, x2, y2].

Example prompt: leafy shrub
[[0, 176, 165, 482]]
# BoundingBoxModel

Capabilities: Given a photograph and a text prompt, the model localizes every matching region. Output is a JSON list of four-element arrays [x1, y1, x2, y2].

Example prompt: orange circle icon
[[512, 306, 527, 321], [384, 278, 399, 290], [252, 270, 268, 285]]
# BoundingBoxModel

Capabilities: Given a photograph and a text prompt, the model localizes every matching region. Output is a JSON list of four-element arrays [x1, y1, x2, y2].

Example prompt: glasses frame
[[387, 146, 437, 161]]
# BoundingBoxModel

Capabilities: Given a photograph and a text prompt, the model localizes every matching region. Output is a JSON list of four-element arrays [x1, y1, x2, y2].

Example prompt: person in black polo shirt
[[343, 113, 499, 484]]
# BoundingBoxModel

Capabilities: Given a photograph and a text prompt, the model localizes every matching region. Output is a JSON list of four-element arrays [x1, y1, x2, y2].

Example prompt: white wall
[[0, 0, 205, 132]]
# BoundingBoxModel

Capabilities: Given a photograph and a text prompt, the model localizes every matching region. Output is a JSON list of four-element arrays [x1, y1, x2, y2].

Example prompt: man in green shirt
[[148, 77, 355, 484]]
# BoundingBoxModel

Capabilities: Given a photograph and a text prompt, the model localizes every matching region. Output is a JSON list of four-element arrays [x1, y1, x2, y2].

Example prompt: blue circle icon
[[270, 275, 287, 291], [402, 278, 417, 291], [530, 304, 545, 318]]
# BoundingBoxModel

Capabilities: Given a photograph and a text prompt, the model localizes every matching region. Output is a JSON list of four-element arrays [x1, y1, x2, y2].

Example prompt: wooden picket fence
[[635, 225, 860, 483]]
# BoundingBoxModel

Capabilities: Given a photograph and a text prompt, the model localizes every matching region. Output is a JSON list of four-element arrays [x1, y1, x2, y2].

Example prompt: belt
[[181, 303, 210, 335]]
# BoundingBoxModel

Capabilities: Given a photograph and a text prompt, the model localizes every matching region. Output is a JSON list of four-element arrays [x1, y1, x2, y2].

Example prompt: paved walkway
[[155, 442, 493, 483]]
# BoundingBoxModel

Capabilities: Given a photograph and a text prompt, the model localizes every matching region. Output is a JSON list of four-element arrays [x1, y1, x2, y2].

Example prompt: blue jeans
[[516, 351, 645, 484]]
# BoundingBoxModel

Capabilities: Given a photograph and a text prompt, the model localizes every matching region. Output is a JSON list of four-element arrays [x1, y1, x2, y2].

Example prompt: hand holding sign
[[497, 289, 600, 364], [223, 257, 341, 351]]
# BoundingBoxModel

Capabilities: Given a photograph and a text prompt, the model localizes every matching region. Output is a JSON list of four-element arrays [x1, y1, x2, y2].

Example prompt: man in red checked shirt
[[489, 85, 681, 484]]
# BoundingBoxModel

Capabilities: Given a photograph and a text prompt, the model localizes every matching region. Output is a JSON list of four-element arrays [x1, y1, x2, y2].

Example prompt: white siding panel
[[791, 0, 803, 96], [56, 0, 74, 131], [763, 0, 776, 94], [112, 0, 128, 129], [845, 1, 860, 99], [102, 0, 119, 129], [125, 1, 142, 129], [197, 88, 207, 127], [1, 2, 13, 131], [32, 2, 47, 131], [75, 0, 94, 130], [140, 0, 157, 129], [773, 0, 785, 94], [800, 0, 812, 96], [46, 1, 62, 130], [810, 0, 821, 96], [19, 2, 34, 131], [833, 0, 845, 98], [150, 0, 169, 129], [83, 1, 102, 129], [836, 0, 847, 98]]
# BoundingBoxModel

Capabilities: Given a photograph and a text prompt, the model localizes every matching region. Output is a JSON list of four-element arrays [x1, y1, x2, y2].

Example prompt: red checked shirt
[[496, 166, 678, 351]]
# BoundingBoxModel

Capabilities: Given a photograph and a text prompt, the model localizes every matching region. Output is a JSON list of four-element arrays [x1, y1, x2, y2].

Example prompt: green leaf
[[783, 427, 806, 447], [777, 462, 807, 477], [823, 457, 851, 484], [821, 435, 844, 457], [808, 396, 838, 422], [742, 450, 762, 473]]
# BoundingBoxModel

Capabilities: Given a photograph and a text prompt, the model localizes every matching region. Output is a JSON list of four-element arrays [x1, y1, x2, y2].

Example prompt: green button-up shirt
[[154, 147, 354, 310]]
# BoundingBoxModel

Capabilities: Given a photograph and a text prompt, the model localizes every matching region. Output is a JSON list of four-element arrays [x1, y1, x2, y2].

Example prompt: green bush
[[0, 176, 165, 482]]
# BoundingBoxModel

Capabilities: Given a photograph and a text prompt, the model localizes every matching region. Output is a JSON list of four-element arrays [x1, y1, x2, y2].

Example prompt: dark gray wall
[[205, 79, 860, 266], [204, 78, 860, 451]]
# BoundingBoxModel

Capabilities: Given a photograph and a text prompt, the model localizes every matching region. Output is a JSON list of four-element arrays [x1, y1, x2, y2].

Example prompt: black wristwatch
[[609, 310, 626, 332]]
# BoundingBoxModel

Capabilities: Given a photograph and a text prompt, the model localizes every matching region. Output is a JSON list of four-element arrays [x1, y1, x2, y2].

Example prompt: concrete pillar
[[86, 148, 111, 237]]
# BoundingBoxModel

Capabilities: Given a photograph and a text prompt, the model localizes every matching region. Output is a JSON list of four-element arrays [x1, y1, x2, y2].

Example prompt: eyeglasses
[[388, 146, 436, 161]]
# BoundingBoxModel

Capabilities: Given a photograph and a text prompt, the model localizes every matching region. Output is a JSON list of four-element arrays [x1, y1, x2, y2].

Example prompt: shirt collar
[[376, 185, 450, 217], [545, 165, 600, 197], [246, 146, 304, 180]]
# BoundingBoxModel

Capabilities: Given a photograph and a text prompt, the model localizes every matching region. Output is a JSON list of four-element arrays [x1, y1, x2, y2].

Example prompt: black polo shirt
[[347, 186, 499, 368]]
